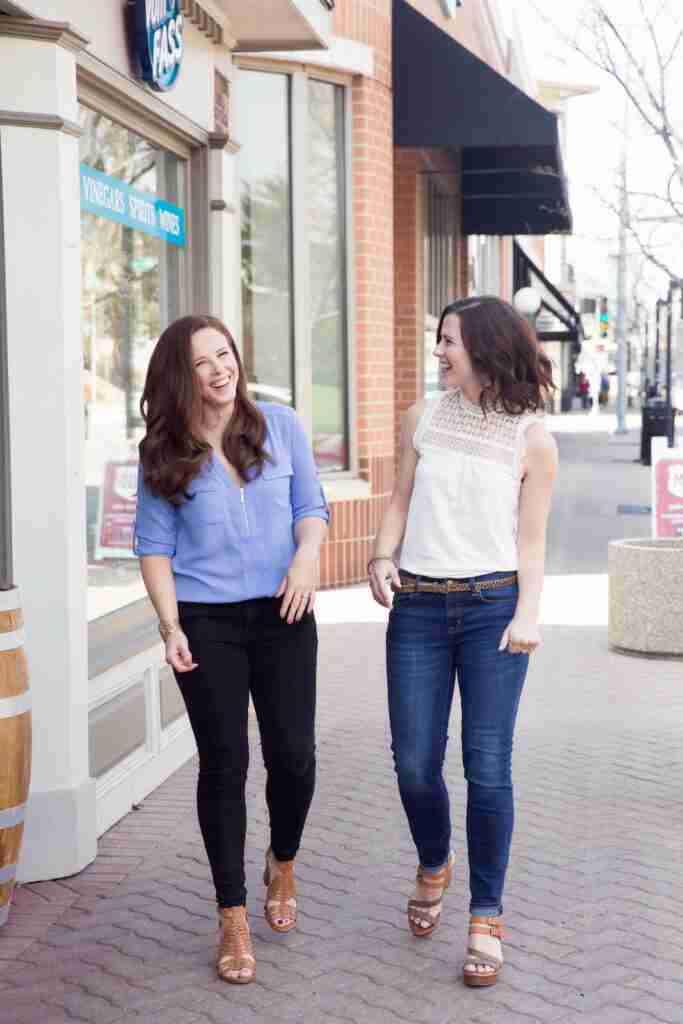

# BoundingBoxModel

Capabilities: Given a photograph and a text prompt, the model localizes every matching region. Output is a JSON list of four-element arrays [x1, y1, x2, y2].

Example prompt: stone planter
[[608, 538, 683, 656]]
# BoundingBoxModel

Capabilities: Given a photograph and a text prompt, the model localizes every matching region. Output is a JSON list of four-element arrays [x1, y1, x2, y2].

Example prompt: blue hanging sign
[[133, 0, 184, 92], [80, 164, 186, 248]]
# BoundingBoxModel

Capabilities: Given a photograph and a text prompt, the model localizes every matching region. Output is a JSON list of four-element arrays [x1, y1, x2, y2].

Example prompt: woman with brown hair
[[134, 315, 328, 984], [368, 297, 558, 987]]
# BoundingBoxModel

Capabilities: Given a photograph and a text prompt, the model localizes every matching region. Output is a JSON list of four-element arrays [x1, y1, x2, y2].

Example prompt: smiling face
[[190, 327, 239, 412], [433, 312, 481, 393]]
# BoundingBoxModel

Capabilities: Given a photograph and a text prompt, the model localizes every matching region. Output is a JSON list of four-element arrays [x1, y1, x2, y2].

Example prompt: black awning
[[393, 0, 572, 235]]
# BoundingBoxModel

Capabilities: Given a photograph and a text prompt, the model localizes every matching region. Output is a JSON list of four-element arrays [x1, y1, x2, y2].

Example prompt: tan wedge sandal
[[216, 906, 255, 984], [463, 915, 505, 987], [407, 852, 455, 938], [263, 848, 297, 933]]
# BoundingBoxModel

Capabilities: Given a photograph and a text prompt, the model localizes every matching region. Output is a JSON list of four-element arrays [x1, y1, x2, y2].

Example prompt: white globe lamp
[[513, 286, 542, 320]]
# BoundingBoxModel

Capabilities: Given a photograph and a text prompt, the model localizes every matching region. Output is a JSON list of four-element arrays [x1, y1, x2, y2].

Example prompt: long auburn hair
[[139, 315, 269, 502], [437, 296, 556, 414]]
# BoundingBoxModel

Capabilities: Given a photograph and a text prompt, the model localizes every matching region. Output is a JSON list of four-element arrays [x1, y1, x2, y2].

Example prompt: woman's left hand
[[276, 549, 318, 624], [498, 615, 541, 655]]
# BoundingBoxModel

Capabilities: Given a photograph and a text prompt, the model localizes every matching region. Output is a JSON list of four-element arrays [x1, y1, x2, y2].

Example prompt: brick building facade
[[0, 0, 575, 874], [318, 1, 395, 588], [318, 0, 556, 588]]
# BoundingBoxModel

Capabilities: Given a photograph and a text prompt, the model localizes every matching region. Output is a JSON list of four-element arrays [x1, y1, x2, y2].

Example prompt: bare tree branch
[[627, 224, 681, 280], [663, 27, 683, 70], [533, 0, 683, 281], [591, 183, 683, 280]]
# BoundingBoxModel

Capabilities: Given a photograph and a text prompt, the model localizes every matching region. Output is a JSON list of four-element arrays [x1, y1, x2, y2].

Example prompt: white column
[[0, 20, 96, 881], [207, 134, 240, 333]]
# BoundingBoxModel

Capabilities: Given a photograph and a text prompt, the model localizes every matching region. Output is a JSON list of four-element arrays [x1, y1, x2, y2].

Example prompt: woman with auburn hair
[[134, 315, 329, 984], [368, 296, 558, 987]]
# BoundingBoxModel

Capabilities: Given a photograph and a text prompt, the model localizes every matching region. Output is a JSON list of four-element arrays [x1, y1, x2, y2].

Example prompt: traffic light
[[599, 296, 609, 338]]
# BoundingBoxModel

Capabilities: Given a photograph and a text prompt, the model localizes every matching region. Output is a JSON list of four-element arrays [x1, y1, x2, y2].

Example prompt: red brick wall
[[393, 149, 462, 441], [318, 456, 395, 588], [319, 3, 479, 589], [393, 148, 424, 441], [319, 0, 394, 588]]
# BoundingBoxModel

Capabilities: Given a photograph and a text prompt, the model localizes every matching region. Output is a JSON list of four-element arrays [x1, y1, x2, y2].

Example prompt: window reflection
[[237, 71, 294, 407], [80, 107, 185, 623], [424, 177, 456, 397], [309, 80, 349, 472]]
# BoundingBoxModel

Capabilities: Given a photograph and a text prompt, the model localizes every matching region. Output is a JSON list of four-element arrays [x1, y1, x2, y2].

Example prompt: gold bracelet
[[158, 618, 181, 642]]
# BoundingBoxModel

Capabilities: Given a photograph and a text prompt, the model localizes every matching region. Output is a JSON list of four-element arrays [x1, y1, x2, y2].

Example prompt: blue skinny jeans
[[386, 572, 529, 917]]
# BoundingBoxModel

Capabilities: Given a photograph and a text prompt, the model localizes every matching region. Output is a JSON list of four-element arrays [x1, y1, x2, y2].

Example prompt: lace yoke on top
[[419, 390, 523, 473]]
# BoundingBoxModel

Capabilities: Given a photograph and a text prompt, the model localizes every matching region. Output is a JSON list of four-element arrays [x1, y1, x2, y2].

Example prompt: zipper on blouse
[[240, 487, 250, 536]]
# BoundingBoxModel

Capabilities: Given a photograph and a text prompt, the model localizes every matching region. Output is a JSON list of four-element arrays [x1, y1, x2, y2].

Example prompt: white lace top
[[400, 389, 543, 579]]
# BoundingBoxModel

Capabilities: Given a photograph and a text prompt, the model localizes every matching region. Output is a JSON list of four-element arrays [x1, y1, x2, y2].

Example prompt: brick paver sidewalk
[[2, 599, 683, 1023]]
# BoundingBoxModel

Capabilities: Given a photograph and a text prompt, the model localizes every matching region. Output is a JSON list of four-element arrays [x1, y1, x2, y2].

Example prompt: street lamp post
[[642, 313, 649, 396], [666, 288, 674, 442], [654, 300, 665, 395], [664, 279, 683, 444], [650, 281, 681, 448]]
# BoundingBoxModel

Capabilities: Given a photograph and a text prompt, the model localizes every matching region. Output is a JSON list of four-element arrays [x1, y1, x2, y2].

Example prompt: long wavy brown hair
[[139, 315, 269, 502], [437, 296, 556, 414]]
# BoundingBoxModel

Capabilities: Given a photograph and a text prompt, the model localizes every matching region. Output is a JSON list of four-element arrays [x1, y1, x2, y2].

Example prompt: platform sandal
[[407, 851, 455, 938], [263, 847, 297, 933], [463, 915, 505, 987], [216, 906, 255, 984]]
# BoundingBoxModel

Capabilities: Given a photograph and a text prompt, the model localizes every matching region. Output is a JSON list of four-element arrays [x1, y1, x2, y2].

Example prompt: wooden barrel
[[0, 588, 31, 927]]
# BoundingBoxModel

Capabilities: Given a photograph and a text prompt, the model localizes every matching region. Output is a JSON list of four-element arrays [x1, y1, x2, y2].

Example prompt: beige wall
[[17, 1, 228, 131], [406, 0, 507, 71]]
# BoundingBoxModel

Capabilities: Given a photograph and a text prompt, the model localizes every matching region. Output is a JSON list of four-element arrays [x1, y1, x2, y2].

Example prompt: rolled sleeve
[[133, 465, 178, 557], [288, 411, 330, 525]]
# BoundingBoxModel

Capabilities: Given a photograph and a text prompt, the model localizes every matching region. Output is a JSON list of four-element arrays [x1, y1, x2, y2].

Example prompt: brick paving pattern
[[2, 425, 682, 1023], [2, 620, 682, 1024]]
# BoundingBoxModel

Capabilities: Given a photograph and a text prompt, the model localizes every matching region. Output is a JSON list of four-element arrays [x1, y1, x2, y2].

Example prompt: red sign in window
[[655, 457, 683, 538], [95, 460, 139, 560]]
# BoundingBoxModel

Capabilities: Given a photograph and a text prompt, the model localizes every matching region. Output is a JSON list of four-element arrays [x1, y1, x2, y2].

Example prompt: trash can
[[640, 399, 675, 465]]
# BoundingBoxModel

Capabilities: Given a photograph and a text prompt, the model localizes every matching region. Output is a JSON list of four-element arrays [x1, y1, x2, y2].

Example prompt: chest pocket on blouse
[[183, 482, 225, 525], [259, 458, 293, 514]]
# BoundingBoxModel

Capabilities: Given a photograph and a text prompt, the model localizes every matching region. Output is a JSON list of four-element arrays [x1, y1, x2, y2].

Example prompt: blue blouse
[[134, 403, 329, 603]]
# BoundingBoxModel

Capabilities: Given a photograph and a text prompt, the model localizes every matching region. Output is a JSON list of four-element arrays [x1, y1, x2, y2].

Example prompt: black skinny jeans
[[174, 598, 317, 908]]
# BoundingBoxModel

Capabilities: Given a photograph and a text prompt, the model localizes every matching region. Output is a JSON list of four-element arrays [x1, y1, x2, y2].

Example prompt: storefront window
[[80, 107, 186, 623], [469, 235, 501, 298], [237, 68, 350, 472], [309, 80, 349, 472], [424, 176, 456, 396], [237, 71, 294, 407]]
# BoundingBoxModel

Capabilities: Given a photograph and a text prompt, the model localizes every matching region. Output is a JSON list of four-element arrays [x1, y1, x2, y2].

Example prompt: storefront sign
[[652, 439, 683, 538], [133, 0, 184, 92], [80, 164, 186, 248], [95, 461, 139, 561]]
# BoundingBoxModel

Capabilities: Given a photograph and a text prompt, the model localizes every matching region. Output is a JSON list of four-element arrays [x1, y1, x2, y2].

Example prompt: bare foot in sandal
[[463, 915, 505, 987], [407, 851, 455, 937], [216, 906, 255, 984], [263, 847, 297, 932]]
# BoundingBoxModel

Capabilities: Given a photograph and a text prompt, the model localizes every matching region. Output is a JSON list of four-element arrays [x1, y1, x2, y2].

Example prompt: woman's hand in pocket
[[166, 629, 198, 673]]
